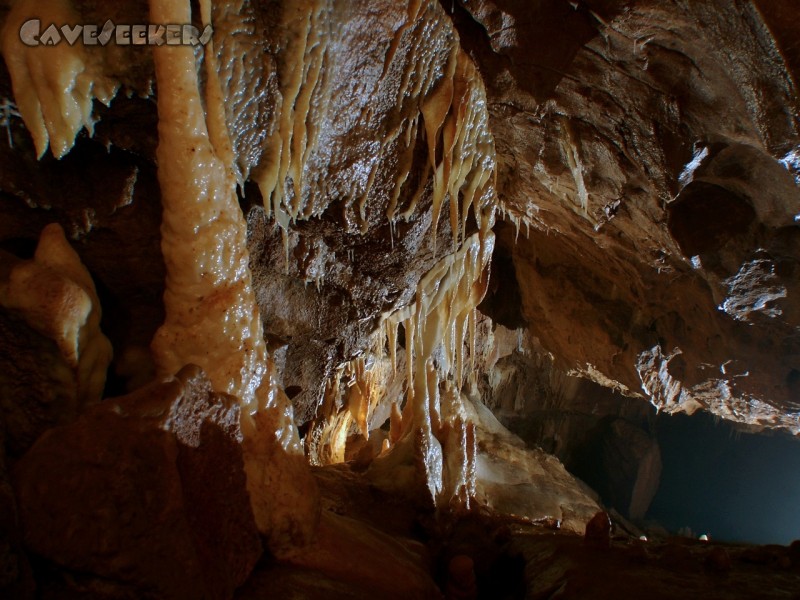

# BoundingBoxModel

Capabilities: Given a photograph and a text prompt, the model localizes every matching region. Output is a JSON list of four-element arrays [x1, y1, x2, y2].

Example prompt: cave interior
[[1, 0, 800, 598]]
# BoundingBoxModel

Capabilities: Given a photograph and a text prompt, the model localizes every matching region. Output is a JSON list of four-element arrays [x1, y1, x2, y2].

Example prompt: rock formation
[[0, 0, 798, 597]]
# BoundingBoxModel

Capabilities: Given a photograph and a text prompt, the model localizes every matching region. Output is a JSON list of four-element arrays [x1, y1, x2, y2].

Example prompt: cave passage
[[647, 412, 800, 545]]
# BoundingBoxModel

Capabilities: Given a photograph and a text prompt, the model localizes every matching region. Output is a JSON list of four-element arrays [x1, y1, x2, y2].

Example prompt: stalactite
[[308, 230, 496, 494], [247, 0, 495, 258], [3, 0, 500, 535], [306, 327, 405, 466], [317, 228, 496, 509], [380, 230, 493, 507], [252, 0, 331, 251], [391, 45, 496, 251], [0, 0, 118, 159], [296, 14, 498, 507]]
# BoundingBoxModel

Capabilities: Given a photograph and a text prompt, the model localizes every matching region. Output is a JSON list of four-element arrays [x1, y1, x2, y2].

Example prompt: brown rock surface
[[236, 462, 444, 599], [230, 0, 491, 423], [453, 0, 800, 430], [516, 530, 800, 600], [0, 308, 78, 458], [13, 365, 262, 600], [0, 418, 34, 599], [470, 316, 662, 521], [468, 399, 602, 534], [584, 511, 612, 547]]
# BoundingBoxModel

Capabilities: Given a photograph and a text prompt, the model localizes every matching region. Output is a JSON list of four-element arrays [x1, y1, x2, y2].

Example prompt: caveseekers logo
[[19, 19, 213, 47]]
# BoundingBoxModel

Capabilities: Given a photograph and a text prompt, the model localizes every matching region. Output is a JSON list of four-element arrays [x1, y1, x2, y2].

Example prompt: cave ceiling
[[1, 0, 796, 434]]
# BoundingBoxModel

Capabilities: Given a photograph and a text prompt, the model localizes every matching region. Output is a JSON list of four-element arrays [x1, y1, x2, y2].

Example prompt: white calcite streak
[[148, 0, 318, 554]]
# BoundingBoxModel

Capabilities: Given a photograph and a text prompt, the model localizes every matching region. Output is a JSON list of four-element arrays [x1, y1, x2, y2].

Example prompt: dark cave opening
[[646, 411, 800, 545], [501, 391, 800, 546]]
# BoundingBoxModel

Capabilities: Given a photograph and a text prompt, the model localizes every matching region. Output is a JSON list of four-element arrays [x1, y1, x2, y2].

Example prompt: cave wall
[[453, 0, 800, 430]]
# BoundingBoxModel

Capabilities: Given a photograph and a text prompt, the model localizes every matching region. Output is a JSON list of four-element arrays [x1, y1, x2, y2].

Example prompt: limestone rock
[[0, 308, 78, 459], [1, 0, 797, 435], [13, 365, 262, 600], [0, 223, 113, 458], [454, 0, 800, 431], [467, 398, 601, 533], [0, 0, 799, 594], [584, 511, 612, 547]]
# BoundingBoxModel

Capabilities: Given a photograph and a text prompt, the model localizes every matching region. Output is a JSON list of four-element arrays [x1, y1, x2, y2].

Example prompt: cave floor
[[236, 464, 800, 600]]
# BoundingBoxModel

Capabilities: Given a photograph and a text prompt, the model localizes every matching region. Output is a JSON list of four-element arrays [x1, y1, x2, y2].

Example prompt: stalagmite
[[0, 223, 112, 409], [0, 0, 597, 539]]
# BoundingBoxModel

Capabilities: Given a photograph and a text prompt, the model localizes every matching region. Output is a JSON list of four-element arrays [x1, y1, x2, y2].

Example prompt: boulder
[[13, 365, 262, 600]]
